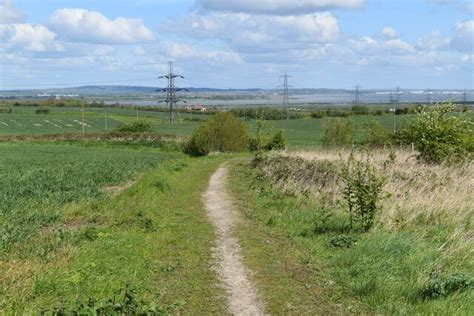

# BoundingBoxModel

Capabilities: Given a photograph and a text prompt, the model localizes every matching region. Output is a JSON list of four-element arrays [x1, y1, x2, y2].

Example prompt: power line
[[158, 62, 186, 124]]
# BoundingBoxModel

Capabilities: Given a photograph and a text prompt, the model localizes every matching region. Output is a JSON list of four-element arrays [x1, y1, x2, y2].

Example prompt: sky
[[0, 0, 473, 90]]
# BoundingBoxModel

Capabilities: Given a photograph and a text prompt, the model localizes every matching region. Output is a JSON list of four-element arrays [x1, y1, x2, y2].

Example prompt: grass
[[0, 142, 229, 313], [0, 106, 203, 136], [228, 151, 473, 314], [1, 106, 414, 148]]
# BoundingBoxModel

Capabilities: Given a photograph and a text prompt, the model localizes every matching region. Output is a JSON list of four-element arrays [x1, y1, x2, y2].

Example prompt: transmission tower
[[353, 84, 361, 104], [395, 86, 401, 104], [158, 62, 186, 124], [391, 86, 402, 133], [463, 91, 467, 103], [426, 89, 432, 104], [279, 73, 292, 120]]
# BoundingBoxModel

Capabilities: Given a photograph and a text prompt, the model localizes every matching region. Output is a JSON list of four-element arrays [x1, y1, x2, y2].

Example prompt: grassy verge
[[228, 158, 368, 314], [228, 156, 473, 314], [1, 143, 228, 314]]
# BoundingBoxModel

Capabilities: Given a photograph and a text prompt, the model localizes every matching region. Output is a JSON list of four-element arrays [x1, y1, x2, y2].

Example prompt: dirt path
[[204, 165, 265, 316]]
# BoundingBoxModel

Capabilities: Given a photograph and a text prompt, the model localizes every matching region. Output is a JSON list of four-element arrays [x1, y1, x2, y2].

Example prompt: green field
[[0, 142, 231, 313], [1, 105, 472, 314], [0, 106, 413, 147]]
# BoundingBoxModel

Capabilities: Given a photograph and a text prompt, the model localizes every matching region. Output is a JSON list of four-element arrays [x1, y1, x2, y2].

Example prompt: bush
[[116, 120, 152, 133], [266, 130, 287, 150], [420, 272, 473, 300], [185, 112, 248, 156], [396, 103, 473, 163], [36, 108, 50, 114], [361, 121, 392, 147], [321, 118, 354, 148], [351, 105, 369, 115], [340, 152, 387, 232], [311, 111, 326, 119], [249, 121, 287, 151]]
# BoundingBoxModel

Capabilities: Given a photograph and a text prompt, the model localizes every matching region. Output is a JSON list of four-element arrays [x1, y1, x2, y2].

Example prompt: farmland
[[0, 103, 472, 314], [0, 105, 415, 148], [0, 142, 231, 313]]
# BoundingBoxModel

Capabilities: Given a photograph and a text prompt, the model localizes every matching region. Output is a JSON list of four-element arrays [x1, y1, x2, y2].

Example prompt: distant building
[[186, 104, 207, 112]]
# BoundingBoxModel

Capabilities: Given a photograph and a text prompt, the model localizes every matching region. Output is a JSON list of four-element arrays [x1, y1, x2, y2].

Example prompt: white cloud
[[197, 0, 364, 15], [350, 36, 414, 55], [416, 31, 449, 50], [160, 42, 243, 64], [0, 0, 25, 24], [381, 27, 397, 38], [385, 39, 415, 52], [49, 8, 154, 44], [165, 12, 340, 53], [0, 23, 61, 52], [451, 19, 474, 52]]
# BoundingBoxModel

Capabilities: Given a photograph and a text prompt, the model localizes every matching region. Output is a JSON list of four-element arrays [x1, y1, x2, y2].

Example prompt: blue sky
[[0, 0, 473, 89]]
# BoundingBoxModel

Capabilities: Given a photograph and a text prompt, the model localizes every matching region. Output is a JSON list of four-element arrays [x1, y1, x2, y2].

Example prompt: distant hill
[[0, 85, 354, 96]]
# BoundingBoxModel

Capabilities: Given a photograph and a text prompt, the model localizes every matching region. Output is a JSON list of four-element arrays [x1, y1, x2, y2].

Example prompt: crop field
[[0, 106, 415, 148], [0, 142, 235, 313], [0, 143, 179, 253]]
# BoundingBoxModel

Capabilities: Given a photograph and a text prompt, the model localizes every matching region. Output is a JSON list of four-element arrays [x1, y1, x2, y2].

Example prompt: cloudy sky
[[0, 0, 473, 89]]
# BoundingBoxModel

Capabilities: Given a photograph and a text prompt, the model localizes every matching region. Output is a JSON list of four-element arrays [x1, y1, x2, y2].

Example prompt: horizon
[[1, 0, 473, 90], [1, 85, 474, 92]]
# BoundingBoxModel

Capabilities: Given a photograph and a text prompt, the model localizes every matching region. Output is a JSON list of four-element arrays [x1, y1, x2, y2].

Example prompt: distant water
[[106, 91, 473, 107]]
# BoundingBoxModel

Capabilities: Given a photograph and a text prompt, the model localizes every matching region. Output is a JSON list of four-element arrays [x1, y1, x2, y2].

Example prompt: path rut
[[204, 165, 264, 316]]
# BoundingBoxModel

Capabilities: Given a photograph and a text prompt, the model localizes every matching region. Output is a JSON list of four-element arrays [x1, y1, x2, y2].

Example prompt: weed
[[340, 152, 386, 232], [328, 235, 357, 248], [420, 272, 473, 300], [41, 286, 166, 315], [154, 178, 171, 192]]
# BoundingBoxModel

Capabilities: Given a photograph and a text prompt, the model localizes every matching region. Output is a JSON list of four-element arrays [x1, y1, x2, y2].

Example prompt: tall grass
[[258, 149, 473, 270], [233, 149, 473, 313]]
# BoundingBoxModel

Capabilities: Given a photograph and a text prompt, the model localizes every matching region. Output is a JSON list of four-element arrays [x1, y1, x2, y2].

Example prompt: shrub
[[249, 121, 287, 152], [311, 111, 326, 119], [351, 105, 369, 115], [116, 120, 152, 133], [0, 108, 12, 113], [396, 103, 473, 163], [249, 120, 270, 152], [185, 112, 248, 156], [361, 121, 392, 147], [420, 272, 473, 300], [321, 118, 354, 148], [36, 108, 50, 114], [265, 130, 287, 150], [340, 152, 387, 232]]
